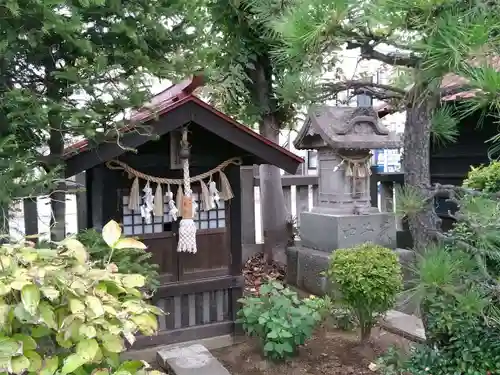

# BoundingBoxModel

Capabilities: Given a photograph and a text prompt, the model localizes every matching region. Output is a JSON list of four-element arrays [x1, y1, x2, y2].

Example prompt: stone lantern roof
[[294, 105, 402, 150]]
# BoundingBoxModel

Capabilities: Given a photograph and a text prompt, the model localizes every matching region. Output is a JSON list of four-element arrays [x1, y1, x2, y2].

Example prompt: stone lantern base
[[299, 210, 397, 252]]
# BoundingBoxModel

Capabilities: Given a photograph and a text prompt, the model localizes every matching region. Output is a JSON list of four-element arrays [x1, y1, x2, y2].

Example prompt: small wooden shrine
[[63, 76, 302, 348]]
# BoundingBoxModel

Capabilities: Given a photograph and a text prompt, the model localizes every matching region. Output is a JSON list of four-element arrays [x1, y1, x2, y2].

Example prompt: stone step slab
[[380, 310, 426, 343], [157, 344, 230, 375]]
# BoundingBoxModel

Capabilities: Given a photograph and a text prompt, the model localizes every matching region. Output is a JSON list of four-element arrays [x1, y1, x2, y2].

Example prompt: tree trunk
[[360, 323, 372, 343], [403, 83, 442, 342], [259, 118, 288, 264], [48, 126, 66, 242], [402, 83, 441, 253], [46, 59, 66, 242], [0, 204, 8, 244], [247, 54, 289, 265]]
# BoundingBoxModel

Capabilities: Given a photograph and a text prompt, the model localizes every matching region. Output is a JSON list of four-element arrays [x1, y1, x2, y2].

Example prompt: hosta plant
[[77, 228, 160, 291], [237, 281, 328, 360], [0, 220, 163, 375]]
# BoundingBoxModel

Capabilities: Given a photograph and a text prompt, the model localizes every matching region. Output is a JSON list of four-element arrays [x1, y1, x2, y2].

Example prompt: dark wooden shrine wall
[[428, 107, 498, 230], [84, 124, 245, 348], [430, 109, 499, 186], [84, 123, 245, 282]]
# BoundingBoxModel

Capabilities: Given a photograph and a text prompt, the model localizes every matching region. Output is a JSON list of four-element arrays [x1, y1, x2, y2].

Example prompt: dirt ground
[[213, 325, 411, 375]]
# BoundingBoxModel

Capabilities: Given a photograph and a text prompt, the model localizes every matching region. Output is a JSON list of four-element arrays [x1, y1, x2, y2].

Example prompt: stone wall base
[[286, 245, 417, 311]]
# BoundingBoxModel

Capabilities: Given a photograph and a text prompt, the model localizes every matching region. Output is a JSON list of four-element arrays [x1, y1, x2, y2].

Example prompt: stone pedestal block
[[300, 211, 396, 252], [286, 246, 331, 296], [286, 246, 415, 302]]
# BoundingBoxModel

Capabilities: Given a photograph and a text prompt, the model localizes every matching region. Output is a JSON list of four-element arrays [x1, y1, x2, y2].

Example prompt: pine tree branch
[[318, 79, 406, 101], [346, 41, 419, 68]]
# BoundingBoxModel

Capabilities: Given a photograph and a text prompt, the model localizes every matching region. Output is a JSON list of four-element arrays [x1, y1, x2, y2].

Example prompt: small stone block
[[288, 246, 331, 296], [157, 344, 230, 375]]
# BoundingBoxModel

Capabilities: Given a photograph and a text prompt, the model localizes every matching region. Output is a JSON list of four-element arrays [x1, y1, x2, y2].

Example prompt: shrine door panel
[[178, 193, 230, 281]]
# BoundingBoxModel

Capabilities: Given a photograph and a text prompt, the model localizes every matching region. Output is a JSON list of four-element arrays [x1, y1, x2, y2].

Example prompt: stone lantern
[[294, 105, 402, 251]]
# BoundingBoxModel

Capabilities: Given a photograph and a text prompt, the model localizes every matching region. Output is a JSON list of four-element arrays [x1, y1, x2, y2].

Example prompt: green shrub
[[236, 281, 327, 360], [77, 228, 160, 290], [0, 220, 163, 375], [378, 292, 500, 375], [378, 246, 500, 375], [326, 243, 402, 341], [463, 161, 500, 193]]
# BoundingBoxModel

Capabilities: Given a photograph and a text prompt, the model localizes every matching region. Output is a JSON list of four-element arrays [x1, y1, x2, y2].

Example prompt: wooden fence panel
[[243, 168, 319, 244]]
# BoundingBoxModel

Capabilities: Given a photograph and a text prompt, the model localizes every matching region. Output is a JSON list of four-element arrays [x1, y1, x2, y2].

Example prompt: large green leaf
[[0, 336, 22, 357], [39, 356, 59, 375], [117, 360, 146, 373], [100, 333, 124, 353], [12, 334, 37, 351], [70, 299, 86, 314], [102, 221, 122, 248], [122, 274, 146, 289], [85, 296, 104, 317], [60, 354, 85, 375], [25, 350, 42, 372], [40, 286, 60, 301], [115, 238, 147, 250], [21, 284, 40, 316], [131, 313, 158, 335], [76, 339, 100, 363], [39, 302, 57, 329], [10, 355, 30, 374], [14, 303, 34, 323], [63, 238, 89, 264], [55, 332, 73, 349], [20, 249, 38, 262], [102, 350, 120, 368], [79, 324, 97, 339], [0, 301, 9, 329]]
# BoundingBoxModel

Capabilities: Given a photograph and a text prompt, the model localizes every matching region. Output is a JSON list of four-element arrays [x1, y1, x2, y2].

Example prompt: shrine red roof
[[64, 75, 303, 176]]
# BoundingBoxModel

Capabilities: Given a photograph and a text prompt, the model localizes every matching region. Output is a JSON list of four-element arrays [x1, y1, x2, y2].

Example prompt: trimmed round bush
[[325, 242, 403, 340]]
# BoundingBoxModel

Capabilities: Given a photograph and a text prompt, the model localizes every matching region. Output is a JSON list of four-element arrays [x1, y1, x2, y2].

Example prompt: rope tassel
[[219, 171, 234, 200], [153, 183, 163, 217], [177, 130, 197, 254], [199, 179, 213, 211], [165, 187, 178, 221], [208, 180, 220, 207], [128, 177, 141, 211]]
